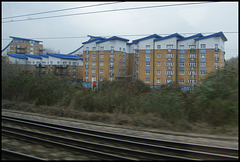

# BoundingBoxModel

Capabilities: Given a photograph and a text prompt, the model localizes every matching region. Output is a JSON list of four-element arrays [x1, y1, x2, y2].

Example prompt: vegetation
[[2, 57, 238, 135]]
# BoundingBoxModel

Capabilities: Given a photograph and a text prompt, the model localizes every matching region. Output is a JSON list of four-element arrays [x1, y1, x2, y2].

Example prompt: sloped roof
[[194, 32, 227, 41], [47, 53, 83, 60], [10, 36, 43, 42], [68, 45, 84, 55], [7, 54, 27, 59], [96, 36, 129, 44], [178, 33, 203, 41], [132, 34, 162, 43], [154, 33, 184, 41], [25, 54, 42, 59]]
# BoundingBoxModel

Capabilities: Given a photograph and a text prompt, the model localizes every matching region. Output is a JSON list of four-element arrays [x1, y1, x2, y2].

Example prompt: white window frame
[[145, 78, 150, 83]]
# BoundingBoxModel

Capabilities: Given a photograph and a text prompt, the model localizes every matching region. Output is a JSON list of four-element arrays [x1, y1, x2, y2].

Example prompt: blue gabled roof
[[7, 54, 27, 59], [96, 36, 129, 44], [25, 54, 42, 59], [132, 34, 162, 43], [47, 53, 83, 60], [194, 32, 227, 41], [68, 45, 84, 55], [9, 36, 43, 42], [154, 33, 184, 41], [82, 37, 106, 44], [178, 33, 203, 41]]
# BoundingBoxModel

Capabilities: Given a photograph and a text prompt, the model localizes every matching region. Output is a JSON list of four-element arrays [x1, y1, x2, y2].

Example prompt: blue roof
[[96, 36, 129, 44], [132, 34, 162, 43], [39, 54, 49, 58], [68, 45, 84, 55], [178, 33, 203, 41], [25, 54, 42, 59], [82, 37, 106, 44], [7, 54, 27, 59], [47, 53, 83, 60], [9, 36, 43, 42], [154, 33, 184, 41], [194, 32, 227, 41]]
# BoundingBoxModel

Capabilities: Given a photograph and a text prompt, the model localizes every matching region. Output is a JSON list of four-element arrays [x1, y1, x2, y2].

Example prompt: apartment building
[[2, 36, 44, 57], [82, 35, 133, 87], [130, 31, 227, 90], [80, 32, 227, 89], [6, 53, 83, 82]]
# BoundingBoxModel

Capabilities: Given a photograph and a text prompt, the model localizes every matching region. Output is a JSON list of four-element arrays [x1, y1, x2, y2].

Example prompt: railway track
[[2, 115, 238, 160], [2, 149, 47, 160]]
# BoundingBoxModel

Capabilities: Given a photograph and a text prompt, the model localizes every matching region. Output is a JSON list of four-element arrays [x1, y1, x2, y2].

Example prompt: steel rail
[[2, 115, 238, 158], [2, 126, 187, 160], [2, 127, 137, 161], [3, 109, 237, 141], [2, 149, 47, 160]]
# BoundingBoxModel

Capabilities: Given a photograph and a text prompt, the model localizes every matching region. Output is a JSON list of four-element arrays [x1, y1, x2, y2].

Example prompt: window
[[215, 44, 218, 49], [123, 48, 125, 52], [189, 62, 196, 67], [157, 53, 161, 58], [179, 45, 184, 49], [100, 46, 104, 51], [166, 70, 173, 75], [157, 78, 161, 83], [92, 61, 96, 66], [189, 54, 196, 58], [179, 54, 184, 58], [92, 68, 96, 73], [123, 69, 125, 73], [189, 45, 196, 49], [100, 76, 103, 81], [166, 53, 173, 59], [146, 45, 150, 49], [119, 55, 121, 59], [157, 62, 161, 66], [157, 70, 161, 75], [189, 79, 196, 84], [166, 44, 173, 49], [119, 69, 121, 73], [92, 47, 96, 51], [100, 54, 104, 58], [200, 44, 206, 49], [119, 47, 121, 51], [69, 62, 71, 65], [166, 62, 173, 66], [200, 63, 206, 67], [189, 70, 196, 75], [119, 62, 121, 66], [145, 78, 150, 83], [146, 62, 150, 66], [111, 46, 114, 50], [157, 45, 161, 49], [92, 54, 96, 59], [100, 61, 104, 66], [146, 54, 150, 58], [179, 70, 184, 75], [86, 47, 89, 51], [145, 70, 150, 75], [179, 79, 184, 84], [100, 69, 103, 73], [200, 71, 206, 75], [179, 63, 184, 67]]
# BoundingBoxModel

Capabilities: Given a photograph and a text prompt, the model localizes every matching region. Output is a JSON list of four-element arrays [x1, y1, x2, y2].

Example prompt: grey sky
[[2, 1, 238, 60]]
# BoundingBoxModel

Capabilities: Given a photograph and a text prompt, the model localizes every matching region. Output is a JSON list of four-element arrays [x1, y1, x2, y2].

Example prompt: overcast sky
[[2, 1, 238, 60]]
